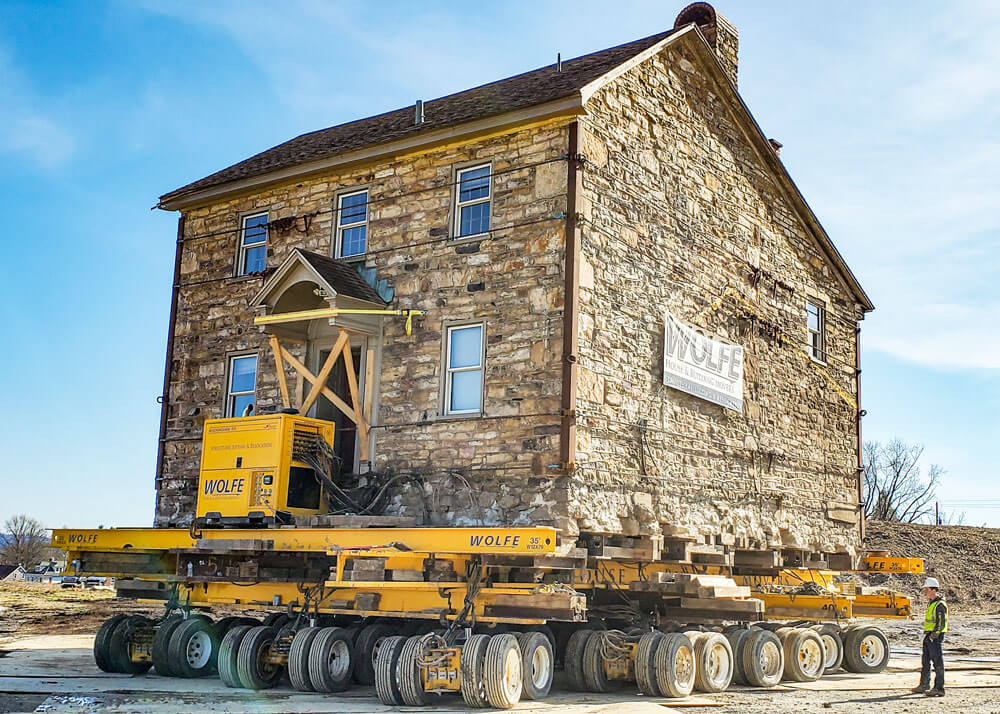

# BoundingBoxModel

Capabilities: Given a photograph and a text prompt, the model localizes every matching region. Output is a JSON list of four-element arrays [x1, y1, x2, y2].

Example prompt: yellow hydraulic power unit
[[195, 413, 335, 527]]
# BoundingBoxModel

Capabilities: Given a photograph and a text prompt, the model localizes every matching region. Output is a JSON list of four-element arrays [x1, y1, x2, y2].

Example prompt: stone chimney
[[674, 3, 739, 86]]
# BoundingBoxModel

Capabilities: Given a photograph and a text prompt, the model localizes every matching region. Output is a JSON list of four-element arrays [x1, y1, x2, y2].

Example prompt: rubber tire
[[308, 626, 355, 693], [517, 631, 554, 700], [582, 631, 622, 693], [151, 616, 185, 677], [352, 623, 396, 685], [741, 629, 784, 688], [725, 628, 753, 685], [93, 614, 129, 673], [692, 632, 734, 693], [288, 626, 321, 691], [655, 632, 696, 698], [781, 628, 825, 682], [842, 626, 890, 674], [108, 615, 153, 674], [564, 630, 593, 691], [635, 631, 665, 696], [374, 635, 407, 705], [218, 625, 251, 688], [483, 633, 523, 709], [237, 625, 283, 690], [811, 624, 844, 674], [168, 617, 221, 678], [396, 635, 433, 706], [461, 634, 491, 708]]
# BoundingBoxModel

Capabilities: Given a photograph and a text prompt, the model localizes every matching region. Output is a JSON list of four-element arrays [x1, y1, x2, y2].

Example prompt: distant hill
[[861, 520, 1000, 614]]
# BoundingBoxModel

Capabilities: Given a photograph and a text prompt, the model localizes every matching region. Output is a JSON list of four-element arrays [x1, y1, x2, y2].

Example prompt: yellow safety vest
[[924, 598, 948, 633]]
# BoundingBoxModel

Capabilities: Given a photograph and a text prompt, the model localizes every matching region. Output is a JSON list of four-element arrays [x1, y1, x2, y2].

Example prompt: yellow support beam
[[52, 526, 557, 556], [859, 555, 924, 573], [253, 308, 424, 335]]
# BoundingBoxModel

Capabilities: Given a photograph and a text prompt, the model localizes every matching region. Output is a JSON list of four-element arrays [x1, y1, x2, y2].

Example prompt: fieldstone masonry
[[156, 9, 866, 557], [572, 41, 862, 554]]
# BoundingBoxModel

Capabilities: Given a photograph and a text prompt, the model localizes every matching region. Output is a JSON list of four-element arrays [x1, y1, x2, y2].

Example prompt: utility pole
[[935, 501, 940, 526]]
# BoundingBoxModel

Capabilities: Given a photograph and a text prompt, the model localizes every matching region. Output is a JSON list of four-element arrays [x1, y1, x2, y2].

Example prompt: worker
[[911, 576, 947, 697]]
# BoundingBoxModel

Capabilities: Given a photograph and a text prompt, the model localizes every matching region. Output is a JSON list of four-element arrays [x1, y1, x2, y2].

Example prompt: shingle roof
[[0, 564, 21, 579], [296, 249, 386, 305], [160, 29, 676, 204]]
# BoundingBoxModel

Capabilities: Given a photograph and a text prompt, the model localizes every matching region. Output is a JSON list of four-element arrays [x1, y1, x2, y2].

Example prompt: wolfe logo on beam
[[663, 311, 744, 413]]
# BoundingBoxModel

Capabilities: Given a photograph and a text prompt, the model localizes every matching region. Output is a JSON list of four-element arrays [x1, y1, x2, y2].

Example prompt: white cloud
[[1, 115, 75, 168], [0, 47, 75, 168], [137, 1, 515, 124]]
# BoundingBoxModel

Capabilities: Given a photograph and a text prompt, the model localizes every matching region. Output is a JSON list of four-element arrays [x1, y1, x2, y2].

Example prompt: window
[[806, 300, 826, 362], [454, 164, 491, 238], [444, 324, 484, 415], [336, 189, 368, 258], [226, 355, 257, 417], [239, 213, 268, 275]]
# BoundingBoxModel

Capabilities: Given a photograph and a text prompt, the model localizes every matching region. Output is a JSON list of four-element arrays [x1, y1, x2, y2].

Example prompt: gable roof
[[251, 248, 387, 309], [158, 28, 676, 208], [0, 564, 23, 579], [159, 23, 871, 311]]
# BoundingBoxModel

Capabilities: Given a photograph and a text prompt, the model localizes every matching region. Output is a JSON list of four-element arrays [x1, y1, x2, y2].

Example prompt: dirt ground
[[0, 583, 159, 645], [2, 583, 999, 713]]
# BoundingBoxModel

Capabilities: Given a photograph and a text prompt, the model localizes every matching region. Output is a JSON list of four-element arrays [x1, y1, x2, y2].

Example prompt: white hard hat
[[923, 577, 940, 589]]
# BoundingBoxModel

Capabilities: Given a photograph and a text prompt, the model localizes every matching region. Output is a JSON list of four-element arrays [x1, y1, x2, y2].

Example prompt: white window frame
[[806, 299, 827, 364], [443, 322, 485, 416], [334, 188, 369, 260], [237, 211, 268, 276], [225, 353, 258, 417], [453, 163, 492, 240]]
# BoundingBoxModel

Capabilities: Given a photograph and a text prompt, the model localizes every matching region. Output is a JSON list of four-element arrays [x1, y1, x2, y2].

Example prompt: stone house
[[154, 3, 871, 559]]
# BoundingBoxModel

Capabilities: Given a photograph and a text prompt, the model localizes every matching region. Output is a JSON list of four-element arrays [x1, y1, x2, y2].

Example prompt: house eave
[[158, 95, 586, 212]]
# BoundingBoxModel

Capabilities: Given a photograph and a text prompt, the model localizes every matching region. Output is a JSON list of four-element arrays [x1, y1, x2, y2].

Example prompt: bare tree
[[863, 440, 942, 523], [0, 514, 49, 567]]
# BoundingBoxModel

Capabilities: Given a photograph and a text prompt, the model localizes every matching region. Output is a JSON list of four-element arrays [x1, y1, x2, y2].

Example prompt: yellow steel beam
[[858, 555, 924, 573], [254, 308, 424, 335], [757, 592, 854, 621], [52, 526, 557, 555]]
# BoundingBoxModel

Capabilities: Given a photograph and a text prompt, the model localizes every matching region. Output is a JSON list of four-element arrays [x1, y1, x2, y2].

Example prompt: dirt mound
[[860, 520, 1000, 614]]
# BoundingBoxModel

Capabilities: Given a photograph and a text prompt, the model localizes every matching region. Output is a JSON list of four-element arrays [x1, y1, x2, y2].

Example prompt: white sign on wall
[[663, 311, 744, 413]]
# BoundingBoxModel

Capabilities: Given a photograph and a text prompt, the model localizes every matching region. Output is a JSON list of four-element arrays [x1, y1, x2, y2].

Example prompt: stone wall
[[570, 42, 864, 554], [156, 122, 571, 526]]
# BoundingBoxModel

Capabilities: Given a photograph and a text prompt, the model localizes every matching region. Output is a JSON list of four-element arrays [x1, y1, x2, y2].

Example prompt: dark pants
[[920, 633, 945, 690]]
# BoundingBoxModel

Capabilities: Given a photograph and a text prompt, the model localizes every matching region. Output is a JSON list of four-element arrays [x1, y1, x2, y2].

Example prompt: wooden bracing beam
[[269, 334, 371, 462]]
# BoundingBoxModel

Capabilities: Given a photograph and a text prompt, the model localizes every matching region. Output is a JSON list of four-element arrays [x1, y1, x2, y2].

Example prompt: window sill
[[450, 232, 489, 245], [337, 254, 366, 264], [431, 412, 484, 422], [227, 273, 267, 284], [808, 354, 828, 367]]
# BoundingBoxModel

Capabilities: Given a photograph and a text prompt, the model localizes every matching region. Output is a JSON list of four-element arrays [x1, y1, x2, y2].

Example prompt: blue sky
[[1, 1, 998, 529]]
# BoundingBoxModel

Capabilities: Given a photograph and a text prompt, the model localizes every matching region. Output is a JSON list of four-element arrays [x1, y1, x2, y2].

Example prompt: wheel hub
[[530, 645, 551, 688], [860, 635, 885, 666], [799, 638, 823, 677], [820, 634, 838, 669], [503, 647, 521, 694], [186, 630, 211, 669], [328, 640, 350, 678], [675, 647, 695, 686], [760, 641, 782, 678]]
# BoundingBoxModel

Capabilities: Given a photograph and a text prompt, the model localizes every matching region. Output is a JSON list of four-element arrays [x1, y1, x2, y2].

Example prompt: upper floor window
[[239, 213, 268, 275], [226, 354, 257, 417], [444, 323, 484, 415], [454, 164, 491, 238], [336, 189, 368, 259], [806, 299, 826, 362]]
